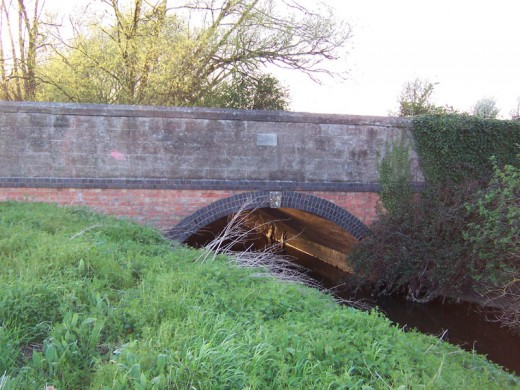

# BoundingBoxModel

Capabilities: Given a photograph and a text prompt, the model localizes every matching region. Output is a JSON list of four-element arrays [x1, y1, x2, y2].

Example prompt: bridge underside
[[186, 207, 358, 271], [249, 208, 359, 271]]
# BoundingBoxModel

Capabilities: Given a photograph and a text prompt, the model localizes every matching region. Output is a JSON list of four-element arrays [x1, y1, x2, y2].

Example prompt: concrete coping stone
[[0, 101, 412, 127]]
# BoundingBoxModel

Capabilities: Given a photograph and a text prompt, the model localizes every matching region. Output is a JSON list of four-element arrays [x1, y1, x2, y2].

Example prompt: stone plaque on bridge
[[256, 133, 278, 146]]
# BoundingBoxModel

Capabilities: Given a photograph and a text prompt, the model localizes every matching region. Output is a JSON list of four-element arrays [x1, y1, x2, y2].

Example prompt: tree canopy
[[396, 78, 455, 117], [204, 71, 289, 110], [471, 97, 500, 119], [1, 0, 351, 109]]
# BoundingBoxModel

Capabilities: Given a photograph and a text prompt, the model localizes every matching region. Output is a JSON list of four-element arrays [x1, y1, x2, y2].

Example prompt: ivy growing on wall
[[412, 114, 520, 184], [378, 136, 412, 217]]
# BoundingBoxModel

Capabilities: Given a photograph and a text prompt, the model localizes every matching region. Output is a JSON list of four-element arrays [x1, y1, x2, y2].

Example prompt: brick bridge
[[0, 102, 424, 247]]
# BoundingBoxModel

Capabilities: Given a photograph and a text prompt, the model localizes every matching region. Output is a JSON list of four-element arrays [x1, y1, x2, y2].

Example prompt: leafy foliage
[[0, 0, 47, 101], [203, 72, 290, 110], [378, 137, 413, 217], [34, 0, 350, 107], [471, 97, 500, 119], [464, 159, 520, 332], [466, 159, 519, 280], [351, 114, 519, 312], [1, 201, 517, 388], [350, 182, 477, 301], [397, 79, 455, 117], [412, 114, 520, 184]]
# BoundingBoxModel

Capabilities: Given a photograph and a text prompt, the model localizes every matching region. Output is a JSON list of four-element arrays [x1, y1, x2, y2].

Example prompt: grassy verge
[[0, 201, 518, 389]]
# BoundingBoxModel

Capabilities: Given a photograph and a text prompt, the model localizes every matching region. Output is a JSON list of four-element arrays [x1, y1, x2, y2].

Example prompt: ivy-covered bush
[[412, 114, 520, 183]]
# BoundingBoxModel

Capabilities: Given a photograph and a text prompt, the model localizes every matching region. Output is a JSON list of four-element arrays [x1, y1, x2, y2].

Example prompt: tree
[[37, 0, 351, 107], [397, 78, 454, 117], [203, 71, 289, 110], [510, 97, 520, 120], [471, 97, 499, 119], [0, 0, 48, 100]]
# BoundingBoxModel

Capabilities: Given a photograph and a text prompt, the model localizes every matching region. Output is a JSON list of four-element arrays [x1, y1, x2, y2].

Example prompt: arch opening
[[167, 191, 370, 274], [167, 191, 370, 243]]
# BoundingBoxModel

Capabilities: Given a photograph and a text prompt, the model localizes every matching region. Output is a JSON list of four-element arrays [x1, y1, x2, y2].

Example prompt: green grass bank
[[0, 202, 518, 389]]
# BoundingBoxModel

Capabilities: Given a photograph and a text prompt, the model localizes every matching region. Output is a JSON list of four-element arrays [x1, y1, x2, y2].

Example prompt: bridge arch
[[167, 191, 370, 243]]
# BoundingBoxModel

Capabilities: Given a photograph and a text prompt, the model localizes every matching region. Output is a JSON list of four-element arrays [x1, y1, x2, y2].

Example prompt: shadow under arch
[[166, 191, 371, 243]]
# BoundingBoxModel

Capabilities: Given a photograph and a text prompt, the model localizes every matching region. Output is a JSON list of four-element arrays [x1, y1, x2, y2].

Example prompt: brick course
[[0, 187, 378, 237]]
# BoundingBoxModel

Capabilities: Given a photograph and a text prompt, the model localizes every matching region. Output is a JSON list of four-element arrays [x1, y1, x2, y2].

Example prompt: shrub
[[349, 181, 477, 301], [464, 158, 520, 332], [466, 160, 519, 282]]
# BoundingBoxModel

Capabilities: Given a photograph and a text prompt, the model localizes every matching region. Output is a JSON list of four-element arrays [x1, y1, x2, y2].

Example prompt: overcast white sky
[[278, 0, 520, 117], [41, 0, 520, 117]]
